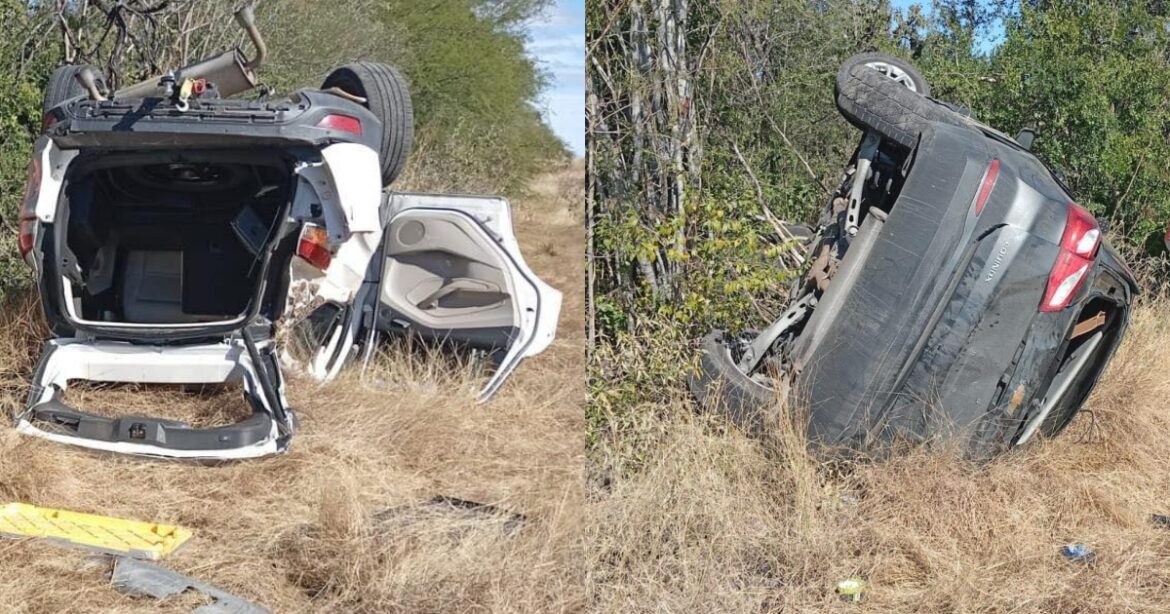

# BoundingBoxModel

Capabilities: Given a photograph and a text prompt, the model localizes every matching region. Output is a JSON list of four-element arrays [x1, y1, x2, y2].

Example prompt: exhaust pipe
[[114, 5, 267, 100], [74, 67, 107, 101], [235, 6, 266, 70]]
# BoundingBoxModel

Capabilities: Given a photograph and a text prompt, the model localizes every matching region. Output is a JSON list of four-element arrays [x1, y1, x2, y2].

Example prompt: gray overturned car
[[692, 53, 1137, 457], [16, 9, 560, 460]]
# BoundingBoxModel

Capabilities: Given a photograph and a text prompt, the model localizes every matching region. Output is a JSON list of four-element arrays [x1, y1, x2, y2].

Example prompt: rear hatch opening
[[1015, 296, 1125, 444], [55, 150, 294, 332], [22, 149, 300, 460]]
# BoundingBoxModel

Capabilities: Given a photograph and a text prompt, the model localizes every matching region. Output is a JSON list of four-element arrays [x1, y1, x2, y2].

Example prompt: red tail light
[[296, 224, 333, 270], [973, 159, 1000, 215], [41, 113, 57, 131], [316, 114, 362, 136], [18, 157, 41, 259], [18, 220, 36, 257], [1039, 203, 1099, 312]]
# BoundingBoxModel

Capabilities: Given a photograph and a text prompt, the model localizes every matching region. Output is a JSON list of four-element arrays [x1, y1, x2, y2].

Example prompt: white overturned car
[[16, 9, 560, 460]]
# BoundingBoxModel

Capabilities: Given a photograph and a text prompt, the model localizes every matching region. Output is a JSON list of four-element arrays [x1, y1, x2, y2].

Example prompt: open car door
[[290, 192, 561, 401]]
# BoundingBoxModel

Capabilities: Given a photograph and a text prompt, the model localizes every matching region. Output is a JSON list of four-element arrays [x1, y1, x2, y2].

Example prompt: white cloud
[[528, 34, 583, 53], [527, 0, 584, 28], [524, 0, 584, 156]]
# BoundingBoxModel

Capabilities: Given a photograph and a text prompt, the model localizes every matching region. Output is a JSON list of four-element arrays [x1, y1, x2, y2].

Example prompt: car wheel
[[689, 330, 786, 431], [834, 53, 973, 148], [43, 64, 105, 114], [841, 52, 931, 96], [322, 62, 415, 186]]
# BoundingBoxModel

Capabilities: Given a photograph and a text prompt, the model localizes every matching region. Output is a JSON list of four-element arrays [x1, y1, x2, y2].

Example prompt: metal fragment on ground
[[112, 556, 270, 614], [374, 495, 527, 536], [1061, 543, 1096, 563]]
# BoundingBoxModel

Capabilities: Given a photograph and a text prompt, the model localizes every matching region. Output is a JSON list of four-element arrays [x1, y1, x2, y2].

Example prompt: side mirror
[[1016, 128, 1036, 151]]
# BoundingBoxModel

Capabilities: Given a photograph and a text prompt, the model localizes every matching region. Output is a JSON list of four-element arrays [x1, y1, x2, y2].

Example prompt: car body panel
[[289, 193, 562, 402], [290, 143, 386, 305], [18, 93, 560, 459], [44, 90, 383, 153], [791, 123, 1136, 448], [18, 338, 290, 460]]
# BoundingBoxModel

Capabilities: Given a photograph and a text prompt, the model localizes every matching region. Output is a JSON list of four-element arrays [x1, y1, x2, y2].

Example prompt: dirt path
[[0, 162, 584, 613]]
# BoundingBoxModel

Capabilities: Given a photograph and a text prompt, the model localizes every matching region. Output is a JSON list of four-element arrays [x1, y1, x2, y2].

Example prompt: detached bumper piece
[[18, 338, 295, 460], [113, 556, 270, 614]]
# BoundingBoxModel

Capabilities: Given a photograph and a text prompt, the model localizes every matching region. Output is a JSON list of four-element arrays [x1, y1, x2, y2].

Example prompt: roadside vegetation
[[0, 161, 584, 612], [587, 1, 1170, 609], [588, 293, 1170, 613], [587, 0, 1170, 467], [0, 1, 581, 611]]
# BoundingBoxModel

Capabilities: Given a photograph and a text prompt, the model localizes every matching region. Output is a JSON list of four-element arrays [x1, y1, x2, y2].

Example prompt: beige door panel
[[382, 215, 517, 331]]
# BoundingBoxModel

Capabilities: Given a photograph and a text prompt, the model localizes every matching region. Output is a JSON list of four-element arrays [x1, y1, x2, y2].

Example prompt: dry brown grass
[[587, 295, 1170, 613], [0, 164, 584, 613]]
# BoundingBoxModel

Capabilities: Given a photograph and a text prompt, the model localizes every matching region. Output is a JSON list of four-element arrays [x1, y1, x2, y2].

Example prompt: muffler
[[113, 6, 267, 100]]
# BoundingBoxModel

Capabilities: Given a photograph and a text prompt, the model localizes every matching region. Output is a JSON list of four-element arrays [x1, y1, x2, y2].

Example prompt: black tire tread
[[835, 59, 974, 148], [322, 62, 414, 186], [689, 331, 780, 431], [43, 64, 104, 114], [839, 52, 932, 97]]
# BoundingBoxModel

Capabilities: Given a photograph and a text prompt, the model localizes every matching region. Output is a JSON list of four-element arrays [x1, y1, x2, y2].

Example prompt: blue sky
[[525, 0, 585, 157], [891, 0, 926, 11], [890, 0, 1006, 54]]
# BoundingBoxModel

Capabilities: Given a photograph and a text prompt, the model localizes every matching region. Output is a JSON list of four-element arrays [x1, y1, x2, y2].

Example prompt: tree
[[976, 0, 1170, 249]]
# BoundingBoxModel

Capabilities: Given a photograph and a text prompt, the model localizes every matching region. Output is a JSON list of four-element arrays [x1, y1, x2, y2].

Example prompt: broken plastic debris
[[1061, 543, 1096, 563], [836, 577, 866, 602], [112, 556, 270, 614], [0, 502, 191, 560]]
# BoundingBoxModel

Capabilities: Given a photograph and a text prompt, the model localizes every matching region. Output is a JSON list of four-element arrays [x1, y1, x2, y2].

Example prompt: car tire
[[840, 52, 931, 97], [322, 62, 414, 186], [834, 53, 970, 149], [689, 330, 785, 431], [43, 64, 105, 114]]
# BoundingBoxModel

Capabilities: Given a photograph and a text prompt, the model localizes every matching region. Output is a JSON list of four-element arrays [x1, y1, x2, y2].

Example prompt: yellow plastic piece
[[178, 78, 195, 101], [0, 502, 192, 560]]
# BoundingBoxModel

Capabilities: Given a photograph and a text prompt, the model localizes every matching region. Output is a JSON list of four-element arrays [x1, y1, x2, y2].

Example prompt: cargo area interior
[[1046, 296, 1124, 412], [61, 152, 291, 325]]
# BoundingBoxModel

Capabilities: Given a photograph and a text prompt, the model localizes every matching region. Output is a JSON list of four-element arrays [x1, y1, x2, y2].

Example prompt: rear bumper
[[45, 90, 382, 153], [878, 228, 1134, 443], [17, 338, 294, 460]]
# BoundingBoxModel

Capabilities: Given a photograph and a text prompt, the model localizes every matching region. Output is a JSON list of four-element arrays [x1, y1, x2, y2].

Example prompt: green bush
[[0, 1, 60, 299]]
